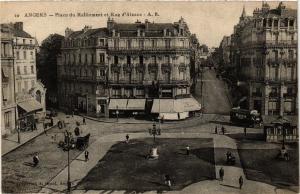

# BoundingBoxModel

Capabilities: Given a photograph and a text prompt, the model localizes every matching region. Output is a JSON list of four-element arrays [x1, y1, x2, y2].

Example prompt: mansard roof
[[0, 23, 32, 38], [67, 27, 108, 39]]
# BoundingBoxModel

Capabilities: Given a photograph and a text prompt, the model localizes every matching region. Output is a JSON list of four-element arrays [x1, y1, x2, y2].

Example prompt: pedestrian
[[51, 135, 54, 143], [165, 174, 171, 188], [33, 121, 37, 130], [50, 117, 53, 127], [215, 126, 218, 134], [33, 153, 39, 167], [244, 127, 247, 136], [239, 176, 243, 189], [83, 117, 86, 125], [186, 145, 190, 155], [72, 110, 74, 117], [221, 126, 225, 135], [84, 150, 89, 162], [219, 167, 224, 181], [54, 134, 57, 143], [126, 134, 129, 143]]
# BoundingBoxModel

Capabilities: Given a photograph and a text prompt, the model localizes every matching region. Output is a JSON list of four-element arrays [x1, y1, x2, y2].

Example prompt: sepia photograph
[[0, 1, 298, 193]]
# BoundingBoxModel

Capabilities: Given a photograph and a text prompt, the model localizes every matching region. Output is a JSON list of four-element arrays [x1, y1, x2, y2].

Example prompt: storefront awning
[[179, 97, 201, 112], [151, 99, 184, 113], [127, 99, 146, 110], [18, 99, 43, 113], [108, 99, 128, 110]]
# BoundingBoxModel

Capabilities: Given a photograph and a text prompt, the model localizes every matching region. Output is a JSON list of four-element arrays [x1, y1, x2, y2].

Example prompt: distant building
[[1, 24, 16, 135], [58, 18, 201, 120], [1, 22, 46, 131], [219, 36, 231, 67], [230, 2, 297, 116]]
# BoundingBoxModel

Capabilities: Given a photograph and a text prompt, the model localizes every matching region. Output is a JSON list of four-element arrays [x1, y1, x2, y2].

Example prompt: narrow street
[[194, 68, 232, 114]]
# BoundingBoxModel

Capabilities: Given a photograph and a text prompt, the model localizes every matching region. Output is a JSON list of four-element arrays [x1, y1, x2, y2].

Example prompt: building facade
[[58, 18, 201, 119], [1, 22, 46, 131], [57, 26, 109, 117], [230, 2, 297, 116], [219, 36, 231, 68], [1, 24, 16, 135]]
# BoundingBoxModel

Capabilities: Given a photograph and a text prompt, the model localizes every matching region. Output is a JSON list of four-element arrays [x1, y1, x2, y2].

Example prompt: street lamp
[[116, 105, 119, 122], [148, 122, 161, 159], [64, 129, 71, 192]]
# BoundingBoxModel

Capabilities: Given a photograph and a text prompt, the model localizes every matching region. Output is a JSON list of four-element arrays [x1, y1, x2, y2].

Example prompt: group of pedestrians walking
[[219, 167, 244, 189], [215, 126, 226, 135]]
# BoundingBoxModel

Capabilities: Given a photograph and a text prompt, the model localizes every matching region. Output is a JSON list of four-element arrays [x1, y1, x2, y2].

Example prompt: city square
[[1, 1, 299, 194]]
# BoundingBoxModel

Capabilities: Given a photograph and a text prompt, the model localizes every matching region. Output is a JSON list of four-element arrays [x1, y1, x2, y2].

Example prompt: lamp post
[[65, 129, 71, 192], [148, 122, 161, 159], [116, 105, 119, 122]]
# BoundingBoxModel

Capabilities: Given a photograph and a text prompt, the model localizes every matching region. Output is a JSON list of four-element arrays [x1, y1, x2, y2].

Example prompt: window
[[91, 54, 94, 64], [17, 66, 20, 75], [127, 40, 131, 48], [100, 70, 105, 76], [114, 56, 118, 64], [165, 56, 170, 64], [139, 56, 144, 64], [24, 81, 28, 91], [151, 56, 156, 64], [288, 50, 294, 59], [31, 80, 35, 88], [273, 50, 278, 61], [31, 66, 34, 74], [16, 51, 20, 60], [114, 39, 118, 48], [30, 40, 32, 45], [165, 39, 170, 48], [24, 66, 27, 74], [268, 101, 280, 115], [23, 39, 25, 44], [139, 40, 144, 49], [4, 112, 10, 128], [289, 20, 294, 27], [99, 53, 105, 63], [99, 39, 104, 46], [23, 51, 27, 59], [127, 56, 131, 64], [274, 20, 278, 28], [85, 54, 88, 64], [180, 29, 184, 36], [151, 39, 157, 48], [30, 51, 34, 59], [17, 82, 21, 92]]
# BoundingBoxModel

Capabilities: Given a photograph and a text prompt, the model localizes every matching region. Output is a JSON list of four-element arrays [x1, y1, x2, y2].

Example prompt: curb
[[2, 123, 58, 157]]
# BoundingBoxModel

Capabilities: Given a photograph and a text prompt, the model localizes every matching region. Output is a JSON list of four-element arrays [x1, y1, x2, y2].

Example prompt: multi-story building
[[230, 2, 297, 116], [1, 22, 46, 128], [57, 26, 109, 117], [58, 18, 201, 120], [219, 36, 231, 67], [1, 24, 16, 136]]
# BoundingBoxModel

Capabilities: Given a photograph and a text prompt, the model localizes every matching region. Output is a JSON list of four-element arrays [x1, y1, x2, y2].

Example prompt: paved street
[[194, 69, 232, 114]]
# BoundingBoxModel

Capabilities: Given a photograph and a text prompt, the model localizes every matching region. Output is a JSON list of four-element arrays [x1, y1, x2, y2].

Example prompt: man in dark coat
[[219, 167, 224, 181], [85, 150, 89, 162], [239, 176, 243, 189]]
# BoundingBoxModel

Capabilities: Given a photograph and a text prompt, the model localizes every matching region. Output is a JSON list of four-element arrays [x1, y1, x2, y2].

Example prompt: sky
[[0, 1, 297, 47]]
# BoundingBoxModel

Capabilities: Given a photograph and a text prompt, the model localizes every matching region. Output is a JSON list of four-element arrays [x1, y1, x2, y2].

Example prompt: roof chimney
[[107, 17, 115, 31], [65, 27, 73, 38], [14, 22, 23, 31]]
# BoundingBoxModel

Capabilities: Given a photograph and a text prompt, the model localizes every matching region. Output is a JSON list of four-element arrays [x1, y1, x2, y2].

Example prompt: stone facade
[[1, 22, 46, 129], [230, 2, 297, 116], [1, 24, 16, 135], [58, 18, 200, 118]]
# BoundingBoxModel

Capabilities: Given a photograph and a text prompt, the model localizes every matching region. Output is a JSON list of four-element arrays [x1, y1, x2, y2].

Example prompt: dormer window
[[180, 29, 184, 36]]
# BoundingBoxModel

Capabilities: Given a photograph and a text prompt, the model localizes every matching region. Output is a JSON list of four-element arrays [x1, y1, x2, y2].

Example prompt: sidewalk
[[1, 117, 59, 156]]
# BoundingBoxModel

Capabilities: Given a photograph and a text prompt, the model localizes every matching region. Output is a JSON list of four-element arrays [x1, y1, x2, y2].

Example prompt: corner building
[[58, 18, 201, 120], [231, 2, 297, 116]]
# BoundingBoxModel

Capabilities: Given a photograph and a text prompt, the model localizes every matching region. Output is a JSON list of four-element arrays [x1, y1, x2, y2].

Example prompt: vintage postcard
[[0, 1, 298, 194]]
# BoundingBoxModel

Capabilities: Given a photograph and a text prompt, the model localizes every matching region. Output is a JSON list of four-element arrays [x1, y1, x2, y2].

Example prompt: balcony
[[283, 93, 296, 98], [269, 93, 280, 98], [108, 46, 189, 52]]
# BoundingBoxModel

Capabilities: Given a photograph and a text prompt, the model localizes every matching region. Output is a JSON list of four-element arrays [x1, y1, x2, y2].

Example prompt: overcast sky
[[0, 1, 297, 47]]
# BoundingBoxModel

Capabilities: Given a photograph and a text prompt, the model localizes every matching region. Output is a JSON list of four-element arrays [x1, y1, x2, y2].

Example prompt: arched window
[[36, 90, 41, 103]]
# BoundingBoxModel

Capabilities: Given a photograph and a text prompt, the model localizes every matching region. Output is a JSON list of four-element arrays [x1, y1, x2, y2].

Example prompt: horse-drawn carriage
[[59, 133, 90, 151]]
